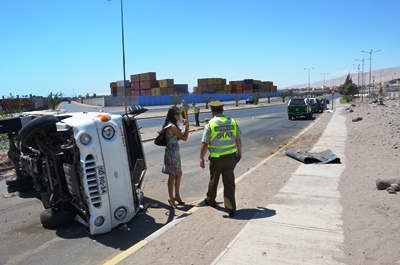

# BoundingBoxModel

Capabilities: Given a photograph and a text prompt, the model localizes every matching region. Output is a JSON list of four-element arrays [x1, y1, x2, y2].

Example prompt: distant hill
[[288, 67, 400, 89]]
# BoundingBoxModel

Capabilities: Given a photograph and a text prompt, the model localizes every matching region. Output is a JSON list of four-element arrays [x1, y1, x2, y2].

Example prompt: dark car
[[308, 98, 323, 113], [245, 96, 254, 104], [287, 98, 313, 120]]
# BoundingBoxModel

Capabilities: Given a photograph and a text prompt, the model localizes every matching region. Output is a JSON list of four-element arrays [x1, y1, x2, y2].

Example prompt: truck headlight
[[102, 125, 115, 140], [94, 216, 105, 227], [114, 207, 127, 220], [80, 133, 92, 145]]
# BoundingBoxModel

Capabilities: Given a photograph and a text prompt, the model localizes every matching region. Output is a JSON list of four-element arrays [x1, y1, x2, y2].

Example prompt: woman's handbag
[[154, 129, 166, 146], [154, 124, 172, 147]]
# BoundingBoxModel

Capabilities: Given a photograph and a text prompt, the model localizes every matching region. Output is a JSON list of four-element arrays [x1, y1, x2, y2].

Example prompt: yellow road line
[[103, 240, 148, 265]]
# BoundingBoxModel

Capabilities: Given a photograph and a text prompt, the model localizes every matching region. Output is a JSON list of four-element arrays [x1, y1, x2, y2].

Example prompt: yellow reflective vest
[[208, 115, 237, 158]]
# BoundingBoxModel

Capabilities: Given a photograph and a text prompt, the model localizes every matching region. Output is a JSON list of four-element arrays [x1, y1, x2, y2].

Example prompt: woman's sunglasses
[[174, 112, 181, 115]]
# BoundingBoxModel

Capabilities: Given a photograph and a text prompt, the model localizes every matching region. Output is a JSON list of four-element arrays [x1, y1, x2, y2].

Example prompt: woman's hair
[[163, 106, 180, 128]]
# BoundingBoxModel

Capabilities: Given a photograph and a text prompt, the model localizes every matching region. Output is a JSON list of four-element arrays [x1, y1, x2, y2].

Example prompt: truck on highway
[[287, 98, 313, 120]]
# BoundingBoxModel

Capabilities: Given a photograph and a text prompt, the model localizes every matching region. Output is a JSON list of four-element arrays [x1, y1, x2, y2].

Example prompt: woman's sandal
[[168, 199, 177, 209], [174, 197, 185, 205]]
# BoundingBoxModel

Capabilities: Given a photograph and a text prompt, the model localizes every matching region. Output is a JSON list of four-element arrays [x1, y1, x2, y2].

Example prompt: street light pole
[[109, 0, 128, 113], [362, 49, 381, 101], [304, 67, 314, 90], [356, 58, 369, 102], [320, 73, 328, 88], [120, 0, 128, 113], [330, 76, 336, 87], [353, 64, 360, 88]]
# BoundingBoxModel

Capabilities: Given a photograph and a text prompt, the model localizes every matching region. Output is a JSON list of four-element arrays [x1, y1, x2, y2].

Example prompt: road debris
[[285, 149, 341, 164]]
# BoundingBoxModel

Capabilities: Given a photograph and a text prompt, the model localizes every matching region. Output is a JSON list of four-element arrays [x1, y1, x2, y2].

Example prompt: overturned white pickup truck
[[0, 106, 148, 235]]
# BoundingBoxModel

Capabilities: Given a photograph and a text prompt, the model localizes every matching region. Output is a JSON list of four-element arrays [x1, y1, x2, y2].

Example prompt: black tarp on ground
[[285, 149, 341, 164]]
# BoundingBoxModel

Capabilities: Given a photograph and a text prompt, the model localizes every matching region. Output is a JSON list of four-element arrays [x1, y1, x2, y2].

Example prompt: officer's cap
[[210, 100, 224, 111]]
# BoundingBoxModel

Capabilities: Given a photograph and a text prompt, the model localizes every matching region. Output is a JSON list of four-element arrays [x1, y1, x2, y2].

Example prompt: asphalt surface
[[90, 98, 351, 265], [4, 98, 343, 264]]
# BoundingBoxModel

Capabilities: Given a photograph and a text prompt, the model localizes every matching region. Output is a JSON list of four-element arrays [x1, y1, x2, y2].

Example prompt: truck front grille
[[84, 154, 102, 208]]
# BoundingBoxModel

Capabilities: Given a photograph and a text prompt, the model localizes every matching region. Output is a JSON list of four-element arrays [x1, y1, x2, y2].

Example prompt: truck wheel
[[0, 117, 22, 134], [40, 208, 77, 228], [19, 115, 59, 148], [5, 176, 33, 187], [288, 115, 292, 120], [6, 176, 34, 193]]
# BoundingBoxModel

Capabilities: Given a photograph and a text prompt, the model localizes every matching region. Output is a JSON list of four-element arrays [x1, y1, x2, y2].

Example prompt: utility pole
[[356, 58, 369, 102], [304, 68, 315, 92], [330, 76, 336, 87], [362, 49, 381, 101], [320, 73, 328, 88], [108, 0, 128, 113], [353, 64, 360, 91]]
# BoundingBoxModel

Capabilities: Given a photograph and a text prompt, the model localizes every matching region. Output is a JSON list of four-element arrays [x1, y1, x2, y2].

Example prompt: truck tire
[[7, 181, 34, 193], [6, 176, 34, 193], [40, 208, 77, 228], [5, 176, 33, 187], [19, 115, 59, 148], [0, 117, 22, 134]]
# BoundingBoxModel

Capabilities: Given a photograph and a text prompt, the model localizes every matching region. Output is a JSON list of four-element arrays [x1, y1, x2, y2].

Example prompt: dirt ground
[[340, 98, 400, 265], [0, 150, 13, 179]]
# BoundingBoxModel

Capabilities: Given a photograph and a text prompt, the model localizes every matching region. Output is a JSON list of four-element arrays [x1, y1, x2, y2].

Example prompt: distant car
[[319, 98, 328, 110], [245, 96, 254, 104], [308, 98, 323, 113], [287, 98, 313, 120]]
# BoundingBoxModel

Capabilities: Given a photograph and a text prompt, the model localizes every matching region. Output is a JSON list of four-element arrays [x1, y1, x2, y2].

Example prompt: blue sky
[[1, 0, 399, 98]]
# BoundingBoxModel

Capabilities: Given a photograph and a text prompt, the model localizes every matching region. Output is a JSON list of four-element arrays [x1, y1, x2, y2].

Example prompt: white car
[[1, 105, 148, 235]]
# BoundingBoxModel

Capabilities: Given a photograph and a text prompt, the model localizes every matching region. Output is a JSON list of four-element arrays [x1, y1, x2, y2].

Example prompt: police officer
[[199, 100, 242, 217], [192, 102, 200, 126]]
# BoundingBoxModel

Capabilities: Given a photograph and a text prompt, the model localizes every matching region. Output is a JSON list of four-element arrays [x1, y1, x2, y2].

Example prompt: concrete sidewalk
[[212, 106, 347, 264]]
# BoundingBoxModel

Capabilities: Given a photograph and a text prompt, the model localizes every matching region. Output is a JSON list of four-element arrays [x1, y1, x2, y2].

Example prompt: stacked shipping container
[[130, 72, 157, 96], [173, 84, 188, 94], [153, 79, 174, 96], [109, 80, 130, 97], [110, 73, 277, 96], [197, 78, 230, 94]]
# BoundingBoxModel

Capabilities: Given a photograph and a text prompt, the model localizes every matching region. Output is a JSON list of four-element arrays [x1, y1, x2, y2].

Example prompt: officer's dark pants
[[194, 113, 200, 126], [207, 153, 236, 213]]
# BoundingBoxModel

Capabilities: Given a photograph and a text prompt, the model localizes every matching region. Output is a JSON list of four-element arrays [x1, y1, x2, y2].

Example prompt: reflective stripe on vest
[[208, 116, 237, 158]]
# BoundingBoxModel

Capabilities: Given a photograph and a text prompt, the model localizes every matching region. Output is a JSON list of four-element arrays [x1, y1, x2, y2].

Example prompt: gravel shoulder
[[340, 99, 400, 264]]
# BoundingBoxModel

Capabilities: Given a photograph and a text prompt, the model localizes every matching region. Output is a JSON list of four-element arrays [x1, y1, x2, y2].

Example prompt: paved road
[[0, 99, 323, 265]]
